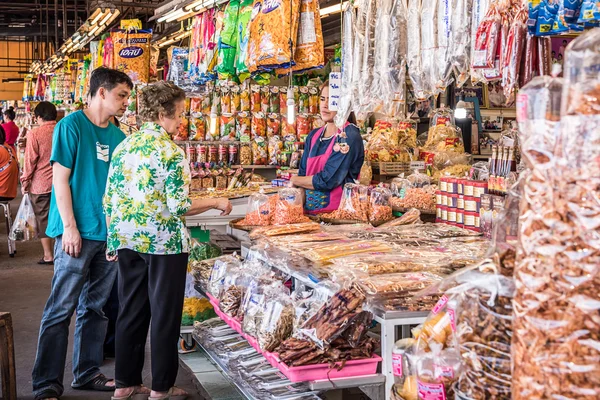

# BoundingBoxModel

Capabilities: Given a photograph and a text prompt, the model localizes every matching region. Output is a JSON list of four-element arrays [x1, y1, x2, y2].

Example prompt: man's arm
[[53, 163, 82, 257]]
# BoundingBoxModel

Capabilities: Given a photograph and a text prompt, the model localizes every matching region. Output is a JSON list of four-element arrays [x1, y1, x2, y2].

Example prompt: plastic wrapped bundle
[[387, 0, 409, 116], [450, 0, 473, 87], [420, 0, 438, 97], [334, 4, 355, 128], [372, 0, 401, 114], [501, 9, 527, 105], [512, 29, 600, 400], [351, 0, 367, 113], [407, 0, 426, 100], [435, 0, 453, 92], [359, 0, 378, 110]]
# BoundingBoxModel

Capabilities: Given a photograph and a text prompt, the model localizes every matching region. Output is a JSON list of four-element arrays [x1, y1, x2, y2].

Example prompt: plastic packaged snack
[[9, 194, 38, 241], [245, 0, 301, 72], [369, 187, 393, 225], [378, 208, 422, 228], [297, 287, 368, 349], [252, 137, 268, 165], [248, 222, 320, 240], [273, 188, 306, 225], [220, 114, 236, 141], [251, 85, 261, 112], [112, 30, 152, 84], [240, 142, 252, 165], [303, 240, 392, 263], [296, 114, 312, 138], [207, 255, 242, 298], [267, 113, 281, 138], [235, 0, 254, 80], [268, 136, 283, 166], [174, 115, 189, 141], [245, 190, 272, 226], [236, 112, 251, 141], [252, 112, 267, 138], [240, 82, 251, 111], [257, 293, 294, 352], [216, 0, 240, 80], [220, 87, 232, 114]]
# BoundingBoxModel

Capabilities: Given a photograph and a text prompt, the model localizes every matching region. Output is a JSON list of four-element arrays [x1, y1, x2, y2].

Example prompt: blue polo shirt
[[46, 111, 125, 241]]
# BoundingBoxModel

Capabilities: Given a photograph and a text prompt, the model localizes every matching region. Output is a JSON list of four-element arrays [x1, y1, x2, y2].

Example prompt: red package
[[296, 114, 312, 138], [472, 8, 502, 69], [519, 33, 537, 88], [502, 9, 527, 104]]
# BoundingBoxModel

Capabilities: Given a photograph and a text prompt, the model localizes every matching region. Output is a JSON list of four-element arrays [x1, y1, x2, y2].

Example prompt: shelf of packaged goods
[[230, 165, 280, 169]]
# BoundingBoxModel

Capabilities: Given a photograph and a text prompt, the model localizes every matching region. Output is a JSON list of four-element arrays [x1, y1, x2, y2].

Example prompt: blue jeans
[[32, 237, 117, 398]]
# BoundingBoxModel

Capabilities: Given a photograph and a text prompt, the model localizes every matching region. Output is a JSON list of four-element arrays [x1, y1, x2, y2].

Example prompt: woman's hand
[[214, 198, 233, 216]]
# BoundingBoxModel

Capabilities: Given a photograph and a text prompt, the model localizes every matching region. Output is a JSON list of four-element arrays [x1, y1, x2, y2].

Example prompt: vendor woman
[[291, 81, 364, 214]]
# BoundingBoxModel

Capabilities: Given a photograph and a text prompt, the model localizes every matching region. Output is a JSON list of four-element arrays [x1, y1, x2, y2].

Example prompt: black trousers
[[103, 275, 119, 357], [114, 249, 188, 392]]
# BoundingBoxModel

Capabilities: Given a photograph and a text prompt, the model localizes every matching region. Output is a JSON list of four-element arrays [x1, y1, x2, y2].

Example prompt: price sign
[[328, 72, 341, 111]]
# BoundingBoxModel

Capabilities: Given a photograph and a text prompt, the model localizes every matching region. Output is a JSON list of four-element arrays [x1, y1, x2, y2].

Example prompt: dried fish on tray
[[357, 272, 443, 296], [329, 253, 457, 278], [249, 222, 321, 240], [302, 240, 393, 263]]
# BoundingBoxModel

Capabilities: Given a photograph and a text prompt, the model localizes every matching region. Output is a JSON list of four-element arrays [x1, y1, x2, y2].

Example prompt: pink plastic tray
[[264, 351, 280, 368], [276, 355, 382, 383]]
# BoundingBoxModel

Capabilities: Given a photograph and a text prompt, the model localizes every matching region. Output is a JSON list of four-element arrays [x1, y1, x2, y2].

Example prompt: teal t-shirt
[[46, 111, 126, 241]]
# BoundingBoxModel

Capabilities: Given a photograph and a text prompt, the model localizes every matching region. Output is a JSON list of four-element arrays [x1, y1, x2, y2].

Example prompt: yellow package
[[120, 19, 142, 30], [246, 0, 301, 72], [112, 30, 152, 84]]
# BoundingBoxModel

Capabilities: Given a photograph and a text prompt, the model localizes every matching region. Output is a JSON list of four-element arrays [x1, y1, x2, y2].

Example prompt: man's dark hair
[[34, 101, 57, 122], [88, 67, 133, 98], [3, 107, 15, 121], [0, 125, 5, 144]]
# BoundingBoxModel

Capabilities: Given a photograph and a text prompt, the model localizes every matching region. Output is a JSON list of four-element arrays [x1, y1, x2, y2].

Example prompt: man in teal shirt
[[32, 67, 134, 400]]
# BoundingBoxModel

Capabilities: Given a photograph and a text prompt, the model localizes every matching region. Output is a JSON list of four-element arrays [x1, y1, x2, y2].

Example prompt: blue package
[[536, 0, 559, 35], [578, 0, 599, 23], [564, 0, 583, 22], [528, 0, 542, 34], [551, 0, 570, 34]]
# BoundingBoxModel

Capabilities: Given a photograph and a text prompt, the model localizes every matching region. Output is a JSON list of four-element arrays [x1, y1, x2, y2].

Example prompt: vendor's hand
[[62, 226, 82, 258], [289, 175, 298, 187], [21, 187, 28, 196], [214, 198, 233, 216]]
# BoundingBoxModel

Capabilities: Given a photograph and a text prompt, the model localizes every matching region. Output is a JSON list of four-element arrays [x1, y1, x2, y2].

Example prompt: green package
[[217, 0, 241, 79], [234, 0, 254, 81]]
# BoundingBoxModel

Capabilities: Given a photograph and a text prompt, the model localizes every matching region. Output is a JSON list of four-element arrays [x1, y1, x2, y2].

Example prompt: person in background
[[20, 101, 58, 264], [32, 67, 133, 400], [291, 81, 364, 214], [0, 126, 18, 201], [106, 81, 232, 400], [2, 106, 19, 148]]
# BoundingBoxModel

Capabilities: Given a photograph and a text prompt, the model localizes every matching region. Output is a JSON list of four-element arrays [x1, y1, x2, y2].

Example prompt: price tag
[[328, 72, 341, 111]]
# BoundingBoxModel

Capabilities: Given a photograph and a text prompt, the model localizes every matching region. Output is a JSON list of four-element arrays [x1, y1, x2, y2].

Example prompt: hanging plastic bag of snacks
[[236, 112, 251, 141], [250, 84, 261, 112], [112, 30, 152, 84], [273, 188, 307, 225], [219, 114, 236, 141], [369, 187, 393, 225], [260, 86, 270, 114], [252, 137, 268, 165], [251, 112, 267, 138], [257, 292, 294, 352], [269, 87, 280, 113], [239, 82, 251, 111], [190, 114, 206, 141], [296, 114, 312, 138], [174, 114, 189, 141], [267, 113, 281, 138], [206, 115, 220, 141], [268, 136, 283, 166], [240, 142, 252, 165], [220, 87, 232, 114], [216, 0, 240, 80]]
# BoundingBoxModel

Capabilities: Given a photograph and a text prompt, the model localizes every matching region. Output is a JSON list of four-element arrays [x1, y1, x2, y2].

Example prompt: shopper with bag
[[20, 101, 57, 264], [291, 81, 364, 214], [105, 81, 232, 400], [32, 67, 134, 400], [0, 125, 18, 201]]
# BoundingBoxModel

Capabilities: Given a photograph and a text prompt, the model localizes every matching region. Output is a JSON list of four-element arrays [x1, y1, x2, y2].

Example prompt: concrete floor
[[0, 196, 206, 400]]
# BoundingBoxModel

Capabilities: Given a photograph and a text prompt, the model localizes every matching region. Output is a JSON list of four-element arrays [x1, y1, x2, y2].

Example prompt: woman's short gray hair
[[138, 81, 186, 121]]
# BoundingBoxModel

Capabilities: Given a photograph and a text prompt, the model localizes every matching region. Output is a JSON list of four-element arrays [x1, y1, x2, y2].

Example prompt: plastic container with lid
[[447, 208, 457, 223], [439, 178, 448, 193], [457, 179, 465, 194], [436, 206, 442, 219], [456, 209, 464, 225], [435, 190, 442, 206], [441, 194, 448, 207], [447, 193, 458, 208], [457, 195, 464, 210], [446, 178, 458, 194], [441, 206, 448, 222], [463, 180, 475, 197], [464, 196, 481, 213], [464, 211, 476, 228]]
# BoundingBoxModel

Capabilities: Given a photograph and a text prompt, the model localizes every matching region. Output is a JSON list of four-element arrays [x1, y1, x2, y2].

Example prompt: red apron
[[303, 124, 347, 215]]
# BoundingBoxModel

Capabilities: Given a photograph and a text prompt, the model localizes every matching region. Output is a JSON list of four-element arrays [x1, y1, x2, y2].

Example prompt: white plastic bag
[[9, 194, 38, 241]]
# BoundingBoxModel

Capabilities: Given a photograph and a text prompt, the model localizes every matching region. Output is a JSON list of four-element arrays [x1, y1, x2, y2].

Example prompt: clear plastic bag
[[207, 255, 242, 298], [9, 194, 38, 241], [512, 29, 600, 400], [420, 0, 438, 98], [303, 240, 392, 263], [335, 4, 356, 128], [331, 183, 369, 222], [273, 188, 307, 225], [245, 190, 271, 226], [291, 284, 329, 332], [297, 287, 367, 349], [378, 208, 422, 228], [369, 186, 393, 225], [257, 292, 294, 352], [407, 0, 426, 100]]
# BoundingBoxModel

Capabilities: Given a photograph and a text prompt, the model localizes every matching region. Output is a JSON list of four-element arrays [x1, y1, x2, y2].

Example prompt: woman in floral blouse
[[104, 81, 232, 400]]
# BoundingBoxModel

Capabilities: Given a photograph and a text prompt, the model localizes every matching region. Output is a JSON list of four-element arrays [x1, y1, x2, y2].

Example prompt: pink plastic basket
[[276, 355, 382, 383]]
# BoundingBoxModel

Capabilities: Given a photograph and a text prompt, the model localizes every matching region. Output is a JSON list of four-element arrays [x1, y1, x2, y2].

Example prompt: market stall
[[19, 0, 600, 398]]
